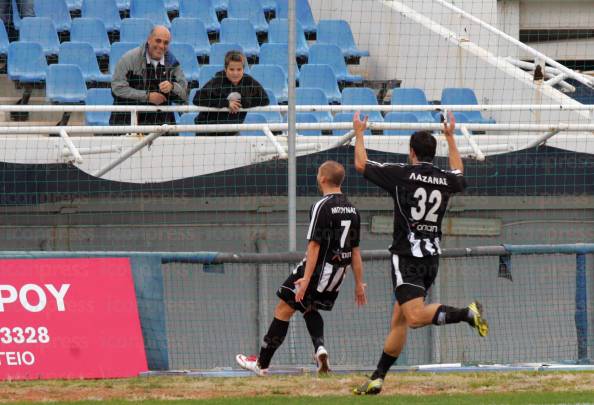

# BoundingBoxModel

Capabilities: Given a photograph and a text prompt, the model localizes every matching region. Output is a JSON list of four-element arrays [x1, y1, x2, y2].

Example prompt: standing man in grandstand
[[110, 26, 187, 128], [352, 111, 489, 395], [236, 161, 367, 375]]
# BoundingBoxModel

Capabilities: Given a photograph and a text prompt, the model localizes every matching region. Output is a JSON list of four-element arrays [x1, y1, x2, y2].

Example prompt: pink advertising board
[[0, 258, 148, 380]]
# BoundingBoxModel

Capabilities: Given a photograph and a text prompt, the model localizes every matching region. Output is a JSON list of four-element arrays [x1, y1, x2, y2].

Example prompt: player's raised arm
[[294, 240, 321, 303], [353, 112, 369, 173], [351, 247, 367, 306], [443, 111, 464, 173]]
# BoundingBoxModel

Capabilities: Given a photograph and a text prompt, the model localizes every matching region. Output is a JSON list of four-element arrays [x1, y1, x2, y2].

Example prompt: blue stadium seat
[[275, 0, 316, 38], [295, 88, 332, 123], [250, 64, 287, 104], [85, 88, 113, 126], [209, 42, 243, 66], [65, 0, 83, 11], [260, 0, 276, 13], [0, 21, 8, 57], [391, 88, 438, 123], [308, 44, 363, 83], [220, 18, 260, 59], [198, 64, 224, 87], [294, 113, 321, 136], [116, 0, 130, 11], [333, 112, 370, 136], [109, 42, 137, 76], [259, 43, 292, 79], [384, 112, 418, 135], [82, 0, 122, 32], [130, 0, 171, 29], [299, 64, 341, 104], [46, 64, 88, 104], [228, 0, 268, 35], [59, 42, 111, 83], [179, 0, 220, 35], [212, 0, 228, 13], [240, 113, 267, 136], [341, 88, 384, 123], [317, 20, 369, 60], [120, 18, 154, 44], [7, 42, 48, 83], [20, 17, 60, 56], [268, 19, 309, 59], [169, 43, 200, 83], [441, 88, 496, 124], [70, 18, 111, 57], [34, 0, 72, 33], [177, 112, 197, 136], [171, 18, 211, 58], [164, 0, 180, 12], [260, 89, 283, 123]]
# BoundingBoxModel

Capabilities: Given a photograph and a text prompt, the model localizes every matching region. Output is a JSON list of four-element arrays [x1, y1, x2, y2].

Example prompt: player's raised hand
[[353, 111, 369, 134], [443, 110, 456, 138], [355, 282, 367, 307], [294, 277, 310, 303]]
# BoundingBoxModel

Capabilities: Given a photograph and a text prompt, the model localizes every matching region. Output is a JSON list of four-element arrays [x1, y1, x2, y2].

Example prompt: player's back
[[306, 193, 361, 293], [395, 163, 465, 257], [364, 160, 466, 258]]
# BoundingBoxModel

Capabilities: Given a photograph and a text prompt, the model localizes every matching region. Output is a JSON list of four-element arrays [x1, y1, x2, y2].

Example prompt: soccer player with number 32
[[352, 111, 489, 395]]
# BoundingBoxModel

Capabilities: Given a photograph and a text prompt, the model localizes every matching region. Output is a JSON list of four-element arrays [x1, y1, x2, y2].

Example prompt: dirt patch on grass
[[1, 372, 594, 402]]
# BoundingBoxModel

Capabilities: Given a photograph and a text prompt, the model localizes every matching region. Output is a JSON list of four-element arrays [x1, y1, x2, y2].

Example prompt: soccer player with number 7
[[352, 111, 489, 395], [236, 161, 367, 376]]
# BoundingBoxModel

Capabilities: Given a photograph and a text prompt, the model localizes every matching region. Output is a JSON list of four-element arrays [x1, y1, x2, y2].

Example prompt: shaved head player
[[236, 161, 367, 375]]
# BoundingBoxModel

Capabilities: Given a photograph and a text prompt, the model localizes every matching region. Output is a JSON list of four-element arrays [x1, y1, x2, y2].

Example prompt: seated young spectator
[[192, 51, 269, 136]]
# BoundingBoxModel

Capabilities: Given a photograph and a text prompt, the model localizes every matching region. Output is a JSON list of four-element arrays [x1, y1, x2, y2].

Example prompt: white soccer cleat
[[315, 346, 330, 374], [235, 354, 268, 376]]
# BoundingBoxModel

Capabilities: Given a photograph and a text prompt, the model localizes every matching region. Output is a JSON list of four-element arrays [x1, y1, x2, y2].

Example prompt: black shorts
[[391, 254, 439, 305], [276, 264, 339, 313]]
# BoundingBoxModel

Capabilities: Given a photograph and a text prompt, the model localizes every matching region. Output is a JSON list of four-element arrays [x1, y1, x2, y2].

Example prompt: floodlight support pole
[[287, 0, 297, 252]]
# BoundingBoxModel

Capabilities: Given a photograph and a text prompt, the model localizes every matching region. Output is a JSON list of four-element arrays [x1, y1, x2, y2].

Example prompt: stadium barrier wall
[[0, 243, 592, 370]]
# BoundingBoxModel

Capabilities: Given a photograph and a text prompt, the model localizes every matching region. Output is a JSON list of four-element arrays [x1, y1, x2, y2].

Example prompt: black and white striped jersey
[[364, 160, 466, 258], [304, 193, 361, 294]]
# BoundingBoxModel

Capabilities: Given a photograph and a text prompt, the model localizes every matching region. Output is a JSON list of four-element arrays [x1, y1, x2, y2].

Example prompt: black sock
[[370, 352, 397, 380], [432, 305, 472, 326], [303, 310, 324, 352], [258, 318, 289, 369]]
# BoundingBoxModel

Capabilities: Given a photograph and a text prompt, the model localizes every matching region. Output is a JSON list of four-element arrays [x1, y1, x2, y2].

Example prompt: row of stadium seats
[[6, 41, 359, 103], [2, 15, 366, 61], [11, 0, 322, 41], [83, 86, 495, 130]]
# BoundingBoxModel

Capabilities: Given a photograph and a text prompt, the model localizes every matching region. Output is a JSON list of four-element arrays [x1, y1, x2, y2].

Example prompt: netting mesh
[[161, 253, 594, 370]]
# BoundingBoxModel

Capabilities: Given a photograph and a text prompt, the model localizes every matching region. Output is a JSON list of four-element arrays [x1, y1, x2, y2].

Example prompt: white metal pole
[[93, 132, 163, 177], [287, 0, 297, 252], [263, 127, 288, 159], [433, 0, 594, 89], [59, 129, 83, 164]]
